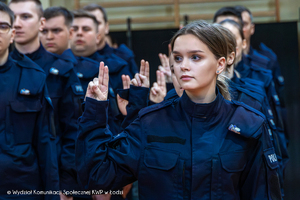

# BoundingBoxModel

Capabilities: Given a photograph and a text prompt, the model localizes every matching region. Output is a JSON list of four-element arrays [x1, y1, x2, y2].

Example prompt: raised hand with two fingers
[[85, 62, 109, 101], [150, 70, 167, 103], [131, 59, 150, 88]]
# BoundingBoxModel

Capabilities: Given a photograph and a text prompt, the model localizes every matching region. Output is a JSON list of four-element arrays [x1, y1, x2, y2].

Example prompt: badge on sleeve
[[228, 124, 241, 134], [20, 88, 30, 95]]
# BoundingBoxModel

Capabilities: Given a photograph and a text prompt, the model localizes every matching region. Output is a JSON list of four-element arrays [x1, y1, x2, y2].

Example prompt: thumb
[[93, 85, 103, 98]]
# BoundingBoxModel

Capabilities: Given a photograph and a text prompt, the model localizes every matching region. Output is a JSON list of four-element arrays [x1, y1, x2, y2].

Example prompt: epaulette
[[50, 56, 74, 77], [14, 58, 46, 96], [138, 100, 173, 118], [251, 49, 271, 66], [116, 44, 134, 59], [228, 100, 266, 139], [57, 49, 78, 65], [164, 88, 179, 101], [104, 53, 127, 73], [250, 63, 272, 74], [75, 57, 99, 79], [11, 52, 44, 73], [259, 42, 277, 60]]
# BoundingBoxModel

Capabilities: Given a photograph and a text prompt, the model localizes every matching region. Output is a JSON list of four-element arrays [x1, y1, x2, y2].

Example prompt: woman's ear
[[216, 57, 226, 74]]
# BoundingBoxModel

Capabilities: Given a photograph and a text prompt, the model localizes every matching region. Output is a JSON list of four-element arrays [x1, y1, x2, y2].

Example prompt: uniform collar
[[59, 49, 78, 64], [0, 54, 14, 73], [25, 43, 45, 60], [98, 43, 113, 55], [179, 88, 223, 119]]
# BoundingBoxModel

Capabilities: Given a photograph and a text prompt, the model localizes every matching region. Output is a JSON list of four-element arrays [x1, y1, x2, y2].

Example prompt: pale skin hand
[[85, 62, 109, 101], [150, 70, 167, 103], [118, 59, 150, 115], [158, 53, 172, 83], [117, 75, 131, 116], [131, 59, 150, 88]]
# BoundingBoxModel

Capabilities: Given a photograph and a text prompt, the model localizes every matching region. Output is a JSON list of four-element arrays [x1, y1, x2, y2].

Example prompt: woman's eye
[[174, 56, 182, 62], [191, 55, 200, 60]]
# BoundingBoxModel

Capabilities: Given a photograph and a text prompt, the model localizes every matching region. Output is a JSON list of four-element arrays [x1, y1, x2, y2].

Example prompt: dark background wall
[[111, 21, 300, 199]]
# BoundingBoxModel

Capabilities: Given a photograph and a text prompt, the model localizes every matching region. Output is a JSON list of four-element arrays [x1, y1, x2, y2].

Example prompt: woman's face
[[221, 23, 246, 64], [172, 34, 224, 97]]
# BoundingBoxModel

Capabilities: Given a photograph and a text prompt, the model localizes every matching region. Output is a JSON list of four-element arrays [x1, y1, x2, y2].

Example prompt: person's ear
[[96, 31, 101, 44], [69, 27, 74, 40], [105, 22, 109, 35], [250, 23, 255, 36], [10, 28, 15, 44], [227, 51, 235, 66], [242, 39, 247, 51], [216, 57, 226, 75], [39, 17, 46, 32]]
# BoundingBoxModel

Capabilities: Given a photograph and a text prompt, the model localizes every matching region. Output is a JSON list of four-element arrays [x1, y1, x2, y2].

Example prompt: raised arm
[[76, 62, 143, 190]]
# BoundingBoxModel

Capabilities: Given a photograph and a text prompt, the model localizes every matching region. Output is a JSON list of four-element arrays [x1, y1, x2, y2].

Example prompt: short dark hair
[[213, 7, 243, 27], [72, 9, 99, 31], [44, 6, 73, 27], [0, 2, 14, 25], [82, 3, 107, 23], [9, 0, 43, 18], [219, 19, 245, 40], [235, 5, 253, 23]]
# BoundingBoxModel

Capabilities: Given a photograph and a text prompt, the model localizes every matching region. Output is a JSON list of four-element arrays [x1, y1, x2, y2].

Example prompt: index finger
[[140, 59, 145, 76], [98, 61, 105, 84], [144, 61, 150, 80], [102, 65, 109, 88]]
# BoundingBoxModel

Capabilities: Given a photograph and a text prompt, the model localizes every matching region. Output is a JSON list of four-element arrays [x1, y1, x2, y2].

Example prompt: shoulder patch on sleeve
[[229, 100, 266, 139], [138, 100, 173, 118]]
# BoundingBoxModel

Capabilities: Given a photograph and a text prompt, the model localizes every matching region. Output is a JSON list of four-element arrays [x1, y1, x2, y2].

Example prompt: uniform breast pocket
[[220, 151, 247, 173], [139, 147, 185, 200], [9, 100, 42, 144]]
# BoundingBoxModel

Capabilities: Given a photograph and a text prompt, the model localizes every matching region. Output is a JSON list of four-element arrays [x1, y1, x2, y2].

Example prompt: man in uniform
[[9, 1, 84, 199], [0, 2, 59, 199]]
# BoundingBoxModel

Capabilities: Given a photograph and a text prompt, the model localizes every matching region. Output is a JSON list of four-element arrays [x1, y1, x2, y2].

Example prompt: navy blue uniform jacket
[[76, 90, 281, 200], [11, 45, 84, 192], [0, 55, 59, 199]]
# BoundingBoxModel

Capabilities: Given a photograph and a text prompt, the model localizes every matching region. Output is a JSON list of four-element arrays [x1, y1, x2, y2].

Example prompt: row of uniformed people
[[1, 1, 137, 200], [76, 19, 282, 199]]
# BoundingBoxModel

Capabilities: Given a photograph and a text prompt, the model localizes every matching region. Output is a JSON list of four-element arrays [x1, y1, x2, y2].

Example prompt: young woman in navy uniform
[[76, 21, 281, 200]]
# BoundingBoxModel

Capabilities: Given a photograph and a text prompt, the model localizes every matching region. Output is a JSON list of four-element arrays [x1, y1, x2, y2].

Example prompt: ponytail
[[216, 74, 231, 101]]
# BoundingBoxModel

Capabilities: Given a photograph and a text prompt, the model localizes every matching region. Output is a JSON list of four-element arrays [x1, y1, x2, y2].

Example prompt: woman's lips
[[180, 75, 193, 81]]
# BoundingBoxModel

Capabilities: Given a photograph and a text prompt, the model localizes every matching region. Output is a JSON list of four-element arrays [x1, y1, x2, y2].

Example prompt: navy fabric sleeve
[[121, 85, 149, 129], [76, 97, 142, 190], [240, 123, 281, 200]]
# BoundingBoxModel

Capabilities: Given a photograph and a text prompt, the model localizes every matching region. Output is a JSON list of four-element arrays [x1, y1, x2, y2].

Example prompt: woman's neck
[[185, 83, 216, 104]]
